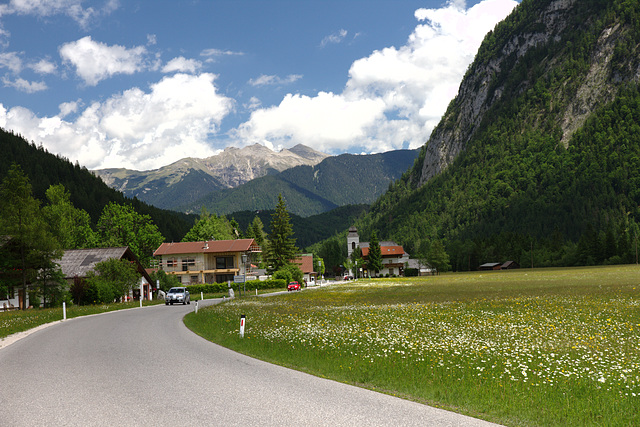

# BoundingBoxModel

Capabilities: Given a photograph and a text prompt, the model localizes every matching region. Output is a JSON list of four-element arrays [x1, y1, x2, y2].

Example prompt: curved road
[[1, 300, 500, 426]]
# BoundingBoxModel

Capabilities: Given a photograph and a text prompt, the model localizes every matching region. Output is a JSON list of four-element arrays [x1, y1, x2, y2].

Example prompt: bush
[[273, 270, 292, 284], [186, 279, 286, 296], [405, 268, 419, 277], [150, 270, 181, 292]]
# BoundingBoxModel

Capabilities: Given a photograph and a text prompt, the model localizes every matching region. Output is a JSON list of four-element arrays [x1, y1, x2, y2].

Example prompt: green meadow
[[184, 265, 640, 426]]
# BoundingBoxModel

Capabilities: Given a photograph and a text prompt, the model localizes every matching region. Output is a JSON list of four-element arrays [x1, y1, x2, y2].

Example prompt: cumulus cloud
[[59, 36, 147, 86], [162, 56, 202, 74], [235, 0, 518, 154], [248, 74, 302, 87], [234, 92, 386, 150], [29, 58, 57, 74], [0, 73, 234, 170]]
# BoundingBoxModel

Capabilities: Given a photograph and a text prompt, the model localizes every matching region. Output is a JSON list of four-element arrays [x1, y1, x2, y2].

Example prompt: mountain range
[[95, 143, 418, 217], [94, 143, 329, 210]]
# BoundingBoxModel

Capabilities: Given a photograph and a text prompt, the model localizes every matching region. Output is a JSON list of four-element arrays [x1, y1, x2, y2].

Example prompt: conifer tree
[[0, 164, 61, 309], [367, 231, 382, 275], [265, 194, 298, 273]]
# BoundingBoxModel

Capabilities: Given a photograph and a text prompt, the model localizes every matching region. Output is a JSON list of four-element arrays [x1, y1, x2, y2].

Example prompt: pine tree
[[0, 164, 61, 309], [367, 231, 383, 275], [265, 194, 299, 273]]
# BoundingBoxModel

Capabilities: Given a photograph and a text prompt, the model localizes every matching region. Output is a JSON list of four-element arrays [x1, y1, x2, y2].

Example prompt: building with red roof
[[153, 239, 261, 284]]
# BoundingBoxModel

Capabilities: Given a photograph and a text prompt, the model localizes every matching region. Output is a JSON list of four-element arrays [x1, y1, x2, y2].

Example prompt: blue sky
[[0, 0, 518, 170]]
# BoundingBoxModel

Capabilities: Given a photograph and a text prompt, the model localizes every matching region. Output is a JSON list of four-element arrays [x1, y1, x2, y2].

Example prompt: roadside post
[[240, 314, 246, 338], [62, 302, 66, 320], [201, 291, 204, 300], [195, 300, 198, 314]]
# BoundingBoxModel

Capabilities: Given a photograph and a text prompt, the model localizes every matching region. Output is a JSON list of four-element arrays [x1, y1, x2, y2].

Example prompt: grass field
[[0, 300, 163, 339], [184, 265, 640, 426]]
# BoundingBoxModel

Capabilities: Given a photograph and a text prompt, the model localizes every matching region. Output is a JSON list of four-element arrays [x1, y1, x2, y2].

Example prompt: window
[[182, 258, 195, 271], [166, 258, 177, 268], [216, 256, 234, 269]]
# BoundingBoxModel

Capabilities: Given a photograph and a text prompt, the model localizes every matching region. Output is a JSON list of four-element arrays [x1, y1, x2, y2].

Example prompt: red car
[[287, 281, 300, 291]]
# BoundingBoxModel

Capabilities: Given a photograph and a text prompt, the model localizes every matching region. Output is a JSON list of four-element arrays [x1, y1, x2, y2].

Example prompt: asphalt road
[[0, 300, 501, 426]]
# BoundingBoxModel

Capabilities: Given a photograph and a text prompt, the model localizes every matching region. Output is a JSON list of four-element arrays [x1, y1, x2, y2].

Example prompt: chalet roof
[[359, 241, 399, 248], [57, 247, 152, 284], [361, 245, 405, 257], [154, 239, 258, 257], [292, 254, 315, 274]]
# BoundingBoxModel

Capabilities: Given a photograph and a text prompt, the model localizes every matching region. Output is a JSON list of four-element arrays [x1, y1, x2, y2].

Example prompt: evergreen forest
[[352, 0, 640, 270]]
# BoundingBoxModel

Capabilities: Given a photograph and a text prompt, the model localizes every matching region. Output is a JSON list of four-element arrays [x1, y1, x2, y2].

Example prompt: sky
[[0, 0, 519, 171]]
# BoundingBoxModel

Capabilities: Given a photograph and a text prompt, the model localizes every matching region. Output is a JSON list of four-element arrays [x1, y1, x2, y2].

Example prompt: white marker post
[[201, 291, 204, 300], [195, 300, 198, 314], [63, 302, 66, 320], [239, 314, 246, 338]]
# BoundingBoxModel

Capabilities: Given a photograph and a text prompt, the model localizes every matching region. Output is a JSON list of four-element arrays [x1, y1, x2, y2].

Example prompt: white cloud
[[200, 48, 244, 63], [234, 92, 386, 150], [0, 51, 22, 73], [321, 29, 348, 47], [2, 76, 47, 93], [5, 0, 118, 29], [162, 56, 202, 74], [58, 100, 80, 117], [29, 58, 57, 74], [248, 74, 302, 87], [234, 0, 518, 154], [0, 73, 234, 170], [59, 36, 147, 86]]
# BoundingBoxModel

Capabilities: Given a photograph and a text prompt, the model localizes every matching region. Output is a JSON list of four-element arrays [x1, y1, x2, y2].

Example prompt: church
[[347, 226, 409, 277]]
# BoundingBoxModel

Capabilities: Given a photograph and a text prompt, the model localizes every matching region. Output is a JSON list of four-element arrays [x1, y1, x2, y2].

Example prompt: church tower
[[347, 226, 359, 258]]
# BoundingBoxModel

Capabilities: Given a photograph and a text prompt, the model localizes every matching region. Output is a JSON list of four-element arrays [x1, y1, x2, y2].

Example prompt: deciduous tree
[[97, 202, 164, 267], [182, 208, 236, 242], [42, 184, 97, 249]]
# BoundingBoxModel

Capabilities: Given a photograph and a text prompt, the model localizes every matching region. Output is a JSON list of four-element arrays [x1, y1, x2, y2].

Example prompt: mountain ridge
[[353, 0, 640, 269], [94, 143, 330, 209]]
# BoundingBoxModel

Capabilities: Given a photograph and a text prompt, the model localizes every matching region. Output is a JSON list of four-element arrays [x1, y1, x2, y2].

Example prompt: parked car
[[287, 281, 300, 292], [343, 275, 354, 281], [165, 287, 190, 305]]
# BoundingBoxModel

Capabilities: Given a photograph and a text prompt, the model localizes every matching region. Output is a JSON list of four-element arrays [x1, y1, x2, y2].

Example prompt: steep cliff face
[[417, 0, 640, 186]]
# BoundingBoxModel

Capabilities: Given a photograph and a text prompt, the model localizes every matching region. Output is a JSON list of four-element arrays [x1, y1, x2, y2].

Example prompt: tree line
[[0, 163, 318, 308]]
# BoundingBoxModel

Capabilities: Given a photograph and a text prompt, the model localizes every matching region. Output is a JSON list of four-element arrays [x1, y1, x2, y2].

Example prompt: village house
[[347, 226, 410, 277], [57, 247, 153, 300], [1, 246, 153, 310], [292, 253, 318, 284], [153, 239, 260, 285]]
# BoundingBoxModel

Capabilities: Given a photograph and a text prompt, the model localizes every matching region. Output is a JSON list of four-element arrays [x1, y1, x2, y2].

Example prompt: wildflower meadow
[[185, 265, 640, 426]]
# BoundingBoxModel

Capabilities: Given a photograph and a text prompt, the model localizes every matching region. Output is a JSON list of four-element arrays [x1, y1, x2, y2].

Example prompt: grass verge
[[0, 299, 163, 339], [184, 265, 640, 426]]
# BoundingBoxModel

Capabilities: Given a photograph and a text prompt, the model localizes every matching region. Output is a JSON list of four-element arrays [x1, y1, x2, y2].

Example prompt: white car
[[165, 287, 190, 305]]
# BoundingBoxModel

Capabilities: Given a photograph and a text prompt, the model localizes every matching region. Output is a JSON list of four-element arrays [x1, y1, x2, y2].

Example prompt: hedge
[[186, 279, 286, 295]]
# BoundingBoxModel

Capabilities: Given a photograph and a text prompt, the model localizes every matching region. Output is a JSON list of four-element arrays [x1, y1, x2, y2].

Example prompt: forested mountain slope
[[0, 129, 193, 242], [95, 143, 329, 210], [183, 149, 418, 217], [358, 0, 640, 269]]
